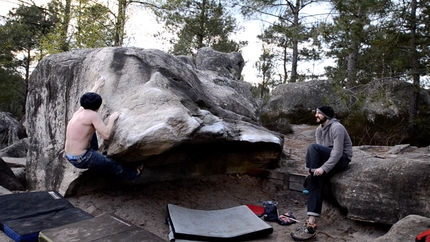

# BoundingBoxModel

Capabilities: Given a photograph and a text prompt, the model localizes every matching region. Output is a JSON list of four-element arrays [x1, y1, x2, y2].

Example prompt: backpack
[[263, 201, 278, 222]]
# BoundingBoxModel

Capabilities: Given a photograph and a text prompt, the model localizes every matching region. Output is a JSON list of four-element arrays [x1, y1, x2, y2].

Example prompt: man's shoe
[[290, 221, 316, 241], [305, 220, 317, 234]]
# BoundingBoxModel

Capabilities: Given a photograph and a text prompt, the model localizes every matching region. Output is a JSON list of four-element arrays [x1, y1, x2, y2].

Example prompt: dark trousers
[[305, 143, 350, 216], [67, 134, 138, 181]]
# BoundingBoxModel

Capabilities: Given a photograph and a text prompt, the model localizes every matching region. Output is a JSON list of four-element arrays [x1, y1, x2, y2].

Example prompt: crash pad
[[38, 214, 166, 242], [0, 191, 93, 242], [0, 191, 73, 222], [167, 204, 273, 241], [3, 207, 93, 242]]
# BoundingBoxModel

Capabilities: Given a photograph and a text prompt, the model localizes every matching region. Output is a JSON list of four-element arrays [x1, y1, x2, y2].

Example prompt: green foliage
[[40, 0, 116, 54], [153, 0, 245, 56], [0, 31, 25, 118], [241, 0, 322, 84], [73, 2, 116, 48], [253, 45, 282, 97], [342, 112, 410, 146], [320, 0, 430, 87], [321, 0, 391, 85], [0, 29, 16, 70], [3, 5, 56, 62], [250, 83, 270, 101], [0, 69, 25, 118], [0, 5, 55, 118], [406, 97, 430, 146], [321, 77, 430, 147]]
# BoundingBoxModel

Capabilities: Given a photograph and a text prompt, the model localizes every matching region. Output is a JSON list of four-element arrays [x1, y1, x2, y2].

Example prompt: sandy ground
[[65, 174, 389, 242], [0, 125, 391, 241]]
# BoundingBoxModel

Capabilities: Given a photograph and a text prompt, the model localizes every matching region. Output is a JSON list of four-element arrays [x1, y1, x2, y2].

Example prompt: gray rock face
[[25, 47, 283, 195], [374, 214, 430, 241], [0, 138, 28, 158], [195, 47, 245, 80], [267, 79, 340, 115], [0, 112, 26, 149], [331, 145, 430, 225], [263, 78, 430, 127], [0, 157, 24, 191]]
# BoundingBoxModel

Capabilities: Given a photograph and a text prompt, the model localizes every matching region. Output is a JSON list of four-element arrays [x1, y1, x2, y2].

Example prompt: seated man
[[291, 106, 353, 240], [64, 77, 143, 180]]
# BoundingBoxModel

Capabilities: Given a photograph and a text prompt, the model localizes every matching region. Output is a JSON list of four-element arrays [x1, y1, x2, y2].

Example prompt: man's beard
[[317, 116, 327, 124]]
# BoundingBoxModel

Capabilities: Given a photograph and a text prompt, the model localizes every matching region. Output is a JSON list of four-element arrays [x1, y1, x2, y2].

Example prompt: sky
[[0, 0, 331, 85], [123, 4, 267, 84]]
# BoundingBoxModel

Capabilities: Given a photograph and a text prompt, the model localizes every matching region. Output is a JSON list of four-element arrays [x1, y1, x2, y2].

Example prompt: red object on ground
[[245, 204, 264, 217], [416, 229, 430, 242]]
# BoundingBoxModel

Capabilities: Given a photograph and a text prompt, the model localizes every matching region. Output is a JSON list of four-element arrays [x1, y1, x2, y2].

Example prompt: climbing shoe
[[290, 220, 317, 241]]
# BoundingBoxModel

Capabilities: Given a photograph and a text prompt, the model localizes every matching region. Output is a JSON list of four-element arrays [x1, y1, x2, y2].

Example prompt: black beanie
[[317, 106, 334, 119], [80, 92, 102, 111]]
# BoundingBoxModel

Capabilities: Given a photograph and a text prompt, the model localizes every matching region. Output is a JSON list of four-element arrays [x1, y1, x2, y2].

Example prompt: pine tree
[[240, 0, 319, 83], [0, 5, 56, 117], [40, 0, 117, 54], [152, 0, 246, 56], [321, 0, 390, 85]]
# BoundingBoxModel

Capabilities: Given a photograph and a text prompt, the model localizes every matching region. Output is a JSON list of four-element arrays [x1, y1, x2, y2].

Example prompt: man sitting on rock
[[291, 106, 353, 241], [64, 77, 143, 180]]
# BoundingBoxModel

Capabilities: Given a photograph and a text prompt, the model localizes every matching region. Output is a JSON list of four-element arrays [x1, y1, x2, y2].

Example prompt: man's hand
[[108, 111, 120, 122], [313, 167, 324, 176], [91, 77, 106, 92]]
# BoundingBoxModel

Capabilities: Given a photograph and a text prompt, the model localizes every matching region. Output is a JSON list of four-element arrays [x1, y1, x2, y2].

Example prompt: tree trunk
[[283, 46, 288, 84], [409, 0, 420, 131], [260, 76, 266, 98], [60, 0, 71, 51], [290, 0, 300, 83], [114, 0, 127, 46], [347, 42, 358, 84], [24, 48, 31, 115], [197, 0, 207, 49], [347, 4, 363, 85]]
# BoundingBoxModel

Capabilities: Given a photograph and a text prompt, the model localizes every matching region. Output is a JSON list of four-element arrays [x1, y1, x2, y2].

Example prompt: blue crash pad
[[0, 191, 93, 242]]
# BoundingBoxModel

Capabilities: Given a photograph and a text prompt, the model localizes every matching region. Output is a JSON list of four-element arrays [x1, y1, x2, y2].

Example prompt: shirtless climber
[[64, 77, 143, 180]]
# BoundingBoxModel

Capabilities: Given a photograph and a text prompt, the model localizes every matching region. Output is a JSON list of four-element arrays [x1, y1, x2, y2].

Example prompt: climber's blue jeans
[[305, 143, 350, 217], [65, 134, 138, 181]]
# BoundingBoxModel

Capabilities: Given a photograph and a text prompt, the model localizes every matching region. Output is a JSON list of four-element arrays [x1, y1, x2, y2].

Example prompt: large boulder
[[261, 79, 348, 128], [0, 138, 29, 158], [264, 78, 430, 122], [374, 214, 430, 242], [0, 157, 25, 191], [25, 47, 284, 196], [265, 79, 342, 115], [331, 144, 430, 225], [195, 47, 245, 80], [0, 112, 26, 149], [262, 79, 430, 144]]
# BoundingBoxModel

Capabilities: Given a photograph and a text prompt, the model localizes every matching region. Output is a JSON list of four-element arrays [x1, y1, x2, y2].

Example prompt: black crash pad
[[3, 207, 93, 242], [38, 214, 166, 242], [167, 204, 273, 241], [0, 191, 73, 222], [0, 191, 93, 242]]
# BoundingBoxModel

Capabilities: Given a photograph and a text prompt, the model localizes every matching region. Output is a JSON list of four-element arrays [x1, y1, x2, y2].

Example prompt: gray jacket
[[315, 118, 353, 173]]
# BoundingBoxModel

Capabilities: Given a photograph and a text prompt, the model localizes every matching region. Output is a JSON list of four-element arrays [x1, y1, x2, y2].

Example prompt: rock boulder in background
[[0, 112, 26, 149]]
